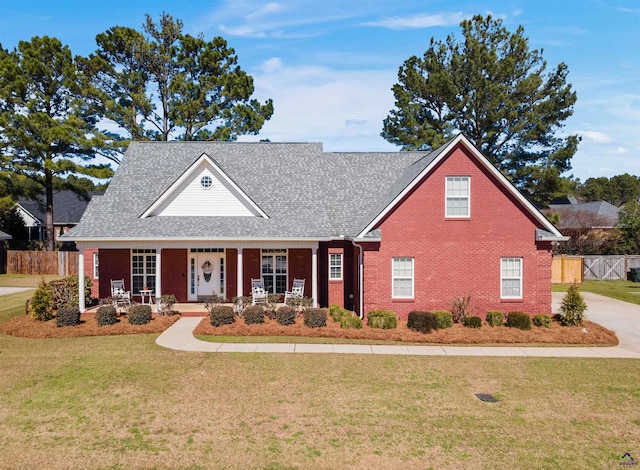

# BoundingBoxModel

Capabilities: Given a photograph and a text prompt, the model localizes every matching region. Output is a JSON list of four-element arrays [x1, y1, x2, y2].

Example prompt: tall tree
[[382, 15, 579, 205], [0, 37, 112, 251], [615, 201, 640, 254], [81, 12, 273, 144], [578, 173, 640, 206]]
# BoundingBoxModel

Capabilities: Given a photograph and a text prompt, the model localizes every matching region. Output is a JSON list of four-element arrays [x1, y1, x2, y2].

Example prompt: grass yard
[[0, 333, 639, 470], [554, 279, 640, 305]]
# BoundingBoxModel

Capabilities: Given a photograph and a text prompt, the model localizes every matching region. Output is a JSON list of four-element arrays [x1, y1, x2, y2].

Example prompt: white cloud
[[364, 12, 466, 29], [576, 130, 614, 143], [248, 2, 284, 20]]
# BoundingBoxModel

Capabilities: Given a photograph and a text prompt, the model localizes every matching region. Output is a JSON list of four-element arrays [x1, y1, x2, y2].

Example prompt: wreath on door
[[201, 260, 213, 283]]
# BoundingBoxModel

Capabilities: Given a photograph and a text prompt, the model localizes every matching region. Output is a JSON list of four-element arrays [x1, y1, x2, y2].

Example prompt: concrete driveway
[[0, 287, 34, 296], [553, 291, 640, 354]]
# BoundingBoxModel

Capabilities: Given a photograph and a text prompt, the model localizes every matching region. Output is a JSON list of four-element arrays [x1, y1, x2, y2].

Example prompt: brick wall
[[363, 144, 554, 320]]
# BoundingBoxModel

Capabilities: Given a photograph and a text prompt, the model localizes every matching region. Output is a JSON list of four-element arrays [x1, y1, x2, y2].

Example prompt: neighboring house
[[0, 229, 11, 274], [62, 135, 567, 318], [15, 190, 100, 244], [546, 200, 620, 230]]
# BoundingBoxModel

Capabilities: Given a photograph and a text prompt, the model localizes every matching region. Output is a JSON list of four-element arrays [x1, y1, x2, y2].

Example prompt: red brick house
[[63, 135, 566, 318]]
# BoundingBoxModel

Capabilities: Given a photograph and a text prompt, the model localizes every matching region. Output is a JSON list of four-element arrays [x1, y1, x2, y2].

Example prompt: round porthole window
[[200, 175, 213, 189]]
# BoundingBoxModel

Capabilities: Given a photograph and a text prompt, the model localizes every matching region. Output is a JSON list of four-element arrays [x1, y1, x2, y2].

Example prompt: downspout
[[350, 239, 364, 320]]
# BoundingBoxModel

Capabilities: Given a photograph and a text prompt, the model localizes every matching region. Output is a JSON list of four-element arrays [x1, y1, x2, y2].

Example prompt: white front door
[[189, 253, 225, 301]]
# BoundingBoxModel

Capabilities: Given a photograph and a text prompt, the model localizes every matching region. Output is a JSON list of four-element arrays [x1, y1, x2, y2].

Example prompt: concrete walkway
[[156, 292, 640, 358], [0, 287, 35, 296]]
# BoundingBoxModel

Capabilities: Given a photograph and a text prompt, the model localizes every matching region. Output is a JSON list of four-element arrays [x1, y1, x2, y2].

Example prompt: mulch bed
[[0, 311, 179, 339], [0, 310, 618, 345], [193, 315, 619, 346]]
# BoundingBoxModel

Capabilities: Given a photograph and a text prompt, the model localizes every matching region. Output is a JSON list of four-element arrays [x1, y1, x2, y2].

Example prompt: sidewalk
[[156, 292, 640, 358]]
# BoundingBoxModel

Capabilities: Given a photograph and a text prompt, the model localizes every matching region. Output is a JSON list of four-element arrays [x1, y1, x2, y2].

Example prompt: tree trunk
[[45, 168, 55, 251]]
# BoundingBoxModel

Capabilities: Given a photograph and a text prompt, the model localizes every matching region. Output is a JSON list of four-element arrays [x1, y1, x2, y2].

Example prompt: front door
[[189, 252, 225, 301]]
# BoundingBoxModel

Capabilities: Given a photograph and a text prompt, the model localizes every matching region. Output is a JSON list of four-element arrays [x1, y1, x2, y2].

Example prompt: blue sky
[[1, 0, 638, 181]]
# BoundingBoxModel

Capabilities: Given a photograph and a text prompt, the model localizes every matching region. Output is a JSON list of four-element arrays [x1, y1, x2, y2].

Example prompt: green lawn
[[2, 275, 639, 468], [553, 280, 640, 305]]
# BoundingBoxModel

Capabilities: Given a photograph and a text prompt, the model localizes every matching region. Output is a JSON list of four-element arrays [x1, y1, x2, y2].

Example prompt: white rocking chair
[[284, 278, 305, 305], [110, 279, 131, 309], [251, 278, 268, 305]]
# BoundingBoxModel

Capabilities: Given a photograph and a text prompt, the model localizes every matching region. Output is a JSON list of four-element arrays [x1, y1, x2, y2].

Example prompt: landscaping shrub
[[463, 316, 482, 328], [330, 305, 353, 322], [505, 311, 531, 330], [56, 306, 81, 327], [433, 310, 453, 329], [48, 276, 92, 309], [367, 310, 397, 329], [486, 311, 504, 327], [533, 314, 552, 328], [340, 315, 363, 329], [407, 311, 437, 333], [243, 305, 265, 325], [560, 283, 587, 326], [158, 294, 177, 316], [276, 306, 297, 326], [209, 305, 235, 327], [128, 304, 152, 325], [204, 295, 227, 311], [30, 281, 53, 321], [268, 294, 281, 304], [96, 305, 118, 326], [304, 308, 327, 328], [450, 294, 473, 323], [264, 306, 277, 320]]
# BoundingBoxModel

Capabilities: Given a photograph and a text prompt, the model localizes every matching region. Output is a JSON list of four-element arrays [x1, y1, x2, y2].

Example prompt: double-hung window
[[392, 257, 414, 298], [446, 176, 470, 218], [329, 253, 343, 280], [132, 249, 156, 295], [93, 252, 99, 279], [501, 257, 523, 299], [262, 249, 287, 294]]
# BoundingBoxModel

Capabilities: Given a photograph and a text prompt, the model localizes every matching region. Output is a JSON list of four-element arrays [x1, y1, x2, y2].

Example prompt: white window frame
[[132, 249, 156, 295], [93, 252, 99, 279], [392, 257, 414, 299], [329, 253, 343, 280], [445, 176, 470, 218], [261, 249, 288, 294], [501, 257, 523, 299]]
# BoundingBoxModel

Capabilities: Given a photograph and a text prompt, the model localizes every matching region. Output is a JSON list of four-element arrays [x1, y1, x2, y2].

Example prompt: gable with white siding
[[141, 153, 268, 218]]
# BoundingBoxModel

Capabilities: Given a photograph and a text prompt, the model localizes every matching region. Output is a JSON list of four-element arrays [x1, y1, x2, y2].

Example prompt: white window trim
[[445, 176, 471, 218], [93, 252, 99, 279], [501, 257, 523, 299], [329, 253, 343, 280], [131, 249, 157, 295], [261, 249, 288, 294], [392, 257, 414, 299]]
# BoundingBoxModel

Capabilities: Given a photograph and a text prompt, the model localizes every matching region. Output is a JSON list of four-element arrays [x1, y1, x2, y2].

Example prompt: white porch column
[[312, 247, 318, 307], [78, 248, 85, 313], [237, 248, 243, 298], [155, 250, 161, 307]]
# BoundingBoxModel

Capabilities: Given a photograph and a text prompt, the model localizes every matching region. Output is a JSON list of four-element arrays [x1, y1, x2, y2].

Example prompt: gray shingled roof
[[0, 229, 11, 240], [64, 141, 431, 240], [547, 201, 620, 228], [18, 191, 101, 225]]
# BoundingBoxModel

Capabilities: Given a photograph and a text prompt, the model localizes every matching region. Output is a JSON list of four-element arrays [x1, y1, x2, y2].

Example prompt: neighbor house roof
[[63, 135, 563, 242], [547, 200, 620, 229], [17, 190, 100, 226], [0, 229, 11, 240]]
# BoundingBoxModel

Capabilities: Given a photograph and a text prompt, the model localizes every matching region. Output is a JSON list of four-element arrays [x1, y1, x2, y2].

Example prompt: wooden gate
[[584, 255, 627, 280], [551, 256, 583, 284]]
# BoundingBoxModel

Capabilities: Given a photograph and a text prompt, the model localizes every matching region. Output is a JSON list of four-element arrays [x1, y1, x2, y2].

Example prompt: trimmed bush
[[367, 310, 397, 329], [30, 281, 53, 321], [48, 276, 92, 310], [560, 283, 587, 326], [463, 316, 482, 328], [96, 305, 118, 326], [433, 310, 453, 329], [505, 311, 531, 330], [209, 305, 235, 327], [304, 308, 327, 328], [243, 305, 265, 325], [128, 304, 152, 325], [56, 306, 81, 327], [276, 306, 297, 326], [330, 305, 353, 322], [533, 314, 552, 328], [407, 311, 437, 334], [486, 311, 504, 327], [158, 294, 177, 315], [340, 315, 363, 329]]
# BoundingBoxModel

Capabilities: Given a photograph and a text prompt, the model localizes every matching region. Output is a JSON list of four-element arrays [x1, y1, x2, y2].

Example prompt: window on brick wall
[[446, 176, 470, 218], [132, 249, 156, 295], [501, 257, 522, 298], [329, 253, 342, 280], [93, 252, 99, 279], [392, 257, 414, 298]]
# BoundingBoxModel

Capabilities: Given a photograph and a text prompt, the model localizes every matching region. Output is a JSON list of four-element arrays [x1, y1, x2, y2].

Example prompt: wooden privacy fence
[[551, 256, 584, 284], [6, 250, 79, 276], [583, 255, 640, 281]]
